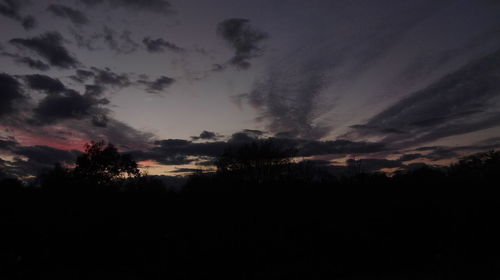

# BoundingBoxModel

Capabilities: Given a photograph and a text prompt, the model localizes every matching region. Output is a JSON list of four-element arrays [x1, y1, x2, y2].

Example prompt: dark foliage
[[74, 141, 140, 184], [215, 140, 297, 183], [1, 143, 500, 279]]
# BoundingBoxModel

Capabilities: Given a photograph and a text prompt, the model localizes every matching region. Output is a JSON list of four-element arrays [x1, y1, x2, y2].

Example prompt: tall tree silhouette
[[73, 141, 140, 185]]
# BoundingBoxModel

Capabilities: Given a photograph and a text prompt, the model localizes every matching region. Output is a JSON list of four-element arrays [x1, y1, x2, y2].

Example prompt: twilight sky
[[1, 0, 500, 178]]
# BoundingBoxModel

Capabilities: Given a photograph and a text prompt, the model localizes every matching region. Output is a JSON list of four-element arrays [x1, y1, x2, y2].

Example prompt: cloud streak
[[243, 1, 449, 140], [102, 27, 139, 54], [47, 4, 89, 26], [1, 51, 49, 71], [0, 0, 36, 29], [143, 37, 183, 53], [10, 32, 79, 69], [138, 76, 175, 93], [350, 49, 500, 148], [79, 0, 173, 14]]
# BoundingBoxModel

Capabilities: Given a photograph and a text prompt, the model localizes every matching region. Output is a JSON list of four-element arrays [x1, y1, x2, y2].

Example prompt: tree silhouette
[[448, 150, 500, 181], [38, 162, 73, 191], [4, 144, 500, 278], [73, 141, 140, 185], [216, 139, 297, 183]]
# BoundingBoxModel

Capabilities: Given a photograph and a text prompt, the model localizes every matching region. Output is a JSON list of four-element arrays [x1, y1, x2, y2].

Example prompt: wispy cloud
[[217, 18, 268, 69], [48, 4, 89, 26], [349, 49, 500, 148], [10, 32, 80, 69], [0, 0, 36, 29], [78, 0, 173, 14], [143, 37, 184, 53]]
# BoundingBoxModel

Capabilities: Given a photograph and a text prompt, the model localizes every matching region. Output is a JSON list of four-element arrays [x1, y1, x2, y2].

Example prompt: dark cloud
[[10, 32, 80, 69], [211, 64, 226, 72], [0, 138, 80, 178], [225, 133, 386, 159], [142, 37, 184, 53], [132, 129, 386, 166], [217, 18, 268, 69], [79, 0, 173, 14], [242, 129, 264, 136], [85, 85, 105, 97], [71, 67, 133, 95], [410, 146, 461, 161], [412, 139, 500, 162], [52, 117, 155, 152], [198, 131, 217, 140], [1, 144, 80, 179], [195, 157, 217, 167], [346, 158, 405, 173], [24, 74, 66, 94], [91, 67, 131, 88], [351, 49, 500, 148], [0, 73, 24, 117], [228, 130, 262, 143], [421, 148, 460, 162], [120, 31, 139, 52], [71, 27, 140, 53], [297, 139, 386, 157], [21, 15, 35, 29], [14, 56, 49, 71], [138, 76, 174, 93], [70, 29, 101, 51], [349, 124, 407, 135], [397, 153, 423, 162], [21, 74, 110, 126], [47, 4, 89, 26], [80, 0, 103, 5], [403, 113, 500, 148], [171, 168, 201, 174], [49, 128, 487, 175], [70, 69, 95, 83], [91, 113, 108, 127], [0, 0, 36, 29], [131, 151, 191, 166], [156, 155, 192, 165], [0, 138, 17, 150], [32, 89, 109, 126], [0, 52, 50, 71], [135, 139, 227, 165], [191, 130, 220, 141], [15, 145, 79, 166], [102, 26, 139, 54]]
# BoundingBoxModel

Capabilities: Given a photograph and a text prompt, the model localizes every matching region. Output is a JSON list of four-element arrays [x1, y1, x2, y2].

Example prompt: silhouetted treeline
[[1, 141, 500, 279]]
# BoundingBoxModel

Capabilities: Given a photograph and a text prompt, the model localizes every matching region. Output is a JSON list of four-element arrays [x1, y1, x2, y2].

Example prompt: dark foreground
[[1, 152, 500, 279]]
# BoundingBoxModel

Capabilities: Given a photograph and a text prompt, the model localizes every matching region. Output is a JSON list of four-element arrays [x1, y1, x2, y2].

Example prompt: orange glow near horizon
[[137, 159, 214, 176]]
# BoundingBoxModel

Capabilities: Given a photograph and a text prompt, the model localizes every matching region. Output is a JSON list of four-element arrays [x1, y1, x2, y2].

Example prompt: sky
[[1, 0, 500, 179]]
